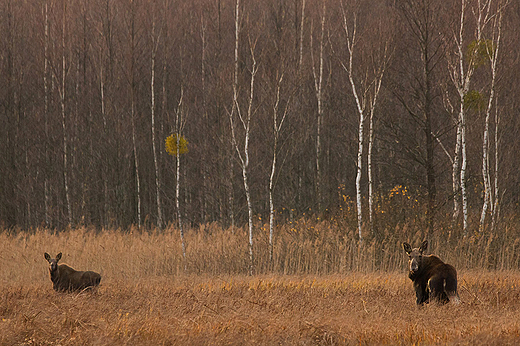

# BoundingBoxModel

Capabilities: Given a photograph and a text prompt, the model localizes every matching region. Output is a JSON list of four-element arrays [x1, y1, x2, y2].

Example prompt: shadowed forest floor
[[2, 272, 520, 345]]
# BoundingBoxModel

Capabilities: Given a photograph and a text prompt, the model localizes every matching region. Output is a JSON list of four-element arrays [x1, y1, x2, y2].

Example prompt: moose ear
[[419, 240, 428, 253], [402, 242, 412, 254], [44, 253, 51, 262], [56, 253, 62, 261]]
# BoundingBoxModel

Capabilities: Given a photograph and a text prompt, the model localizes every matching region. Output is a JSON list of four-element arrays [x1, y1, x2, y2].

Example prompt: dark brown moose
[[44, 252, 101, 292], [402, 240, 460, 305]]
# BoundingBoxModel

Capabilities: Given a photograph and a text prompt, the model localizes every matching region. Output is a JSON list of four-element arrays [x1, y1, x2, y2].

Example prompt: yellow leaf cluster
[[165, 134, 188, 156]]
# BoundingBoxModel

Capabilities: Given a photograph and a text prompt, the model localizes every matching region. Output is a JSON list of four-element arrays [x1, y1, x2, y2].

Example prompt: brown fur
[[402, 240, 460, 305], [44, 252, 101, 292]]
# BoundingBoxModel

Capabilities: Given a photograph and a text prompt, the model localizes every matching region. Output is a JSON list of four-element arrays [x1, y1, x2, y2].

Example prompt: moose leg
[[414, 282, 429, 305], [428, 276, 449, 304], [444, 275, 460, 304]]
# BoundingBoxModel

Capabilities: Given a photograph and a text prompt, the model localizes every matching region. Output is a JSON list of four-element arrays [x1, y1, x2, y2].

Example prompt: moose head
[[402, 240, 428, 275]]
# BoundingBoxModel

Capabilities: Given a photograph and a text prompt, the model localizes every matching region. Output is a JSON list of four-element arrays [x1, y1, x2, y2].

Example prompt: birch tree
[[150, 1, 163, 229], [448, 0, 472, 235], [341, 6, 390, 242], [165, 90, 188, 269], [269, 73, 290, 266], [448, 0, 507, 236], [228, 0, 258, 275], [479, 3, 507, 233]]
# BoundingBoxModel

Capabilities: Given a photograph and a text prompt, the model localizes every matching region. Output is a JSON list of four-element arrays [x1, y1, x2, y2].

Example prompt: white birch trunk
[[243, 49, 257, 277], [480, 9, 503, 233], [131, 100, 141, 228], [269, 74, 289, 266], [130, 1, 141, 228], [341, 9, 388, 243], [491, 99, 499, 232], [367, 107, 374, 235], [175, 90, 186, 269], [151, 13, 163, 229], [343, 14, 365, 244], [449, 0, 505, 236], [460, 108, 469, 235], [449, 0, 475, 236], [229, 0, 257, 275], [298, 0, 306, 72], [452, 120, 462, 222]]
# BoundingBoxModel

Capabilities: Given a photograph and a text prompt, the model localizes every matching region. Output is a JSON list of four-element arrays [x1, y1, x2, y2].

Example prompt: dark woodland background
[[1, 0, 519, 236]]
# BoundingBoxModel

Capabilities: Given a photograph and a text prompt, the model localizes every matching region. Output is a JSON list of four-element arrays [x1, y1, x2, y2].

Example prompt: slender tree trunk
[[243, 54, 257, 276], [452, 120, 462, 222], [480, 9, 502, 233], [341, 8, 388, 243], [311, 0, 326, 213], [449, 0, 474, 237], [44, 0, 51, 228], [229, 0, 257, 275], [151, 10, 163, 229], [201, 13, 208, 224], [343, 14, 364, 244], [60, 1, 72, 227], [491, 99, 499, 232], [298, 0, 306, 72], [368, 109, 374, 236], [99, 52, 110, 228], [176, 145, 186, 269], [130, 0, 141, 228], [228, 146, 234, 232], [460, 107, 469, 235], [175, 90, 187, 269], [269, 74, 289, 267]]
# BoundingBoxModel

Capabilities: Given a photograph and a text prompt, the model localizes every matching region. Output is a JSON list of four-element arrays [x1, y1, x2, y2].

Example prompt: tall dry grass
[[2, 272, 520, 345], [1, 216, 520, 285], [2, 220, 520, 345]]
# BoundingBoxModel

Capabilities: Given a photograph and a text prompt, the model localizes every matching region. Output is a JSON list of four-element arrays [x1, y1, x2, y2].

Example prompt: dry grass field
[[1, 225, 520, 345]]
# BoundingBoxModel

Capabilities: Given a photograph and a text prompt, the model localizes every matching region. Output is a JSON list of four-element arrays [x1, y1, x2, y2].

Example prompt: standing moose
[[44, 252, 101, 292], [402, 240, 460, 305]]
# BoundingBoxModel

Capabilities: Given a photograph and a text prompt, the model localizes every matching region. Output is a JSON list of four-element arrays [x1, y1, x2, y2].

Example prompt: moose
[[44, 252, 101, 292], [402, 240, 460, 305]]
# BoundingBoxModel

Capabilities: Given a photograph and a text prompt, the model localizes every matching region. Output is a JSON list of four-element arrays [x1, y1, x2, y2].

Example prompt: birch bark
[[269, 74, 290, 266], [341, 10, 388, 243], [311, 0, 326, 213], [175, 90, 187, 269], [480, 8, 504, 233], [229, 0, 257, 275], [150, 8, 163, 229], [129, 0, 141, 228]]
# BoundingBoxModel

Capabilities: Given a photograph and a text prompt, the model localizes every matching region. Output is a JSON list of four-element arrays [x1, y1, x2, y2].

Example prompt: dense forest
[[0, 0, 518, 238]]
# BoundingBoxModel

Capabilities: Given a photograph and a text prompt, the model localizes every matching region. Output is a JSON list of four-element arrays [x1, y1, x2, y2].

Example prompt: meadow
[[1, 221, 520, 345]]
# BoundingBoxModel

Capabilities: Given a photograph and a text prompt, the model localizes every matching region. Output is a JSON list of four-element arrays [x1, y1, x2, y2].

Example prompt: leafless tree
[[228, 0, 258, 275], [340, 3, 391, 242]]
